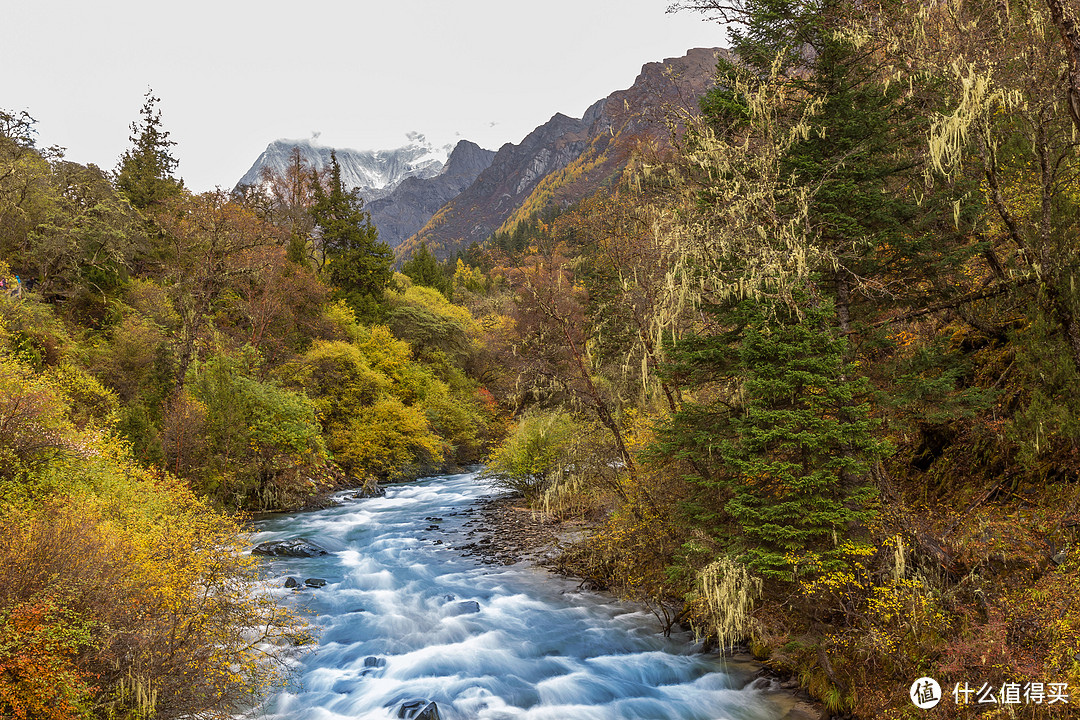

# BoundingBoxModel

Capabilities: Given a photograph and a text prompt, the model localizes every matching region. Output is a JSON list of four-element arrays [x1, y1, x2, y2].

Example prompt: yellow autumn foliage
[[288, 303, 489, 480], [0, 351, 299, 720], [332, 396, 445, 480]]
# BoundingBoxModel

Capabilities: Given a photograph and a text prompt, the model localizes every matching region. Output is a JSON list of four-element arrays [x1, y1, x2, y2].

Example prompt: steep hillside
[[397, 48, 722, 260], [366, 140, 495, 249]]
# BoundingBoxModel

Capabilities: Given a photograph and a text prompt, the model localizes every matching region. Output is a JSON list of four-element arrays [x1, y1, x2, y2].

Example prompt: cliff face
[[366, 140, 495, 249], [397, 48, 723, 260]]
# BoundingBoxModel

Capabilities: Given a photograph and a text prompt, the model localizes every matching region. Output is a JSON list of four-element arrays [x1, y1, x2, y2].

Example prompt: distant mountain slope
[[397, 48, 722, 260], [236, 138, 447, 201], [493, 48, 727, 239], [366, 140, 495, 249]]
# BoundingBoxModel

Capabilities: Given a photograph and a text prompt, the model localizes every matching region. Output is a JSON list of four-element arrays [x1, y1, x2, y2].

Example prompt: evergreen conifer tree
[[658, 296, 886, 582], [115, 91, 183, 210], [697, 0, 973, 331], [659, 0, 936, 584], [309, 152, 393, 318], [401, 242, 450, 297]]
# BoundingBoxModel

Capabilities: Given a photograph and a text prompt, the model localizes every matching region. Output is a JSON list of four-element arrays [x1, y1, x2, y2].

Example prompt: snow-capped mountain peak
[[236, 138, 451, 200]]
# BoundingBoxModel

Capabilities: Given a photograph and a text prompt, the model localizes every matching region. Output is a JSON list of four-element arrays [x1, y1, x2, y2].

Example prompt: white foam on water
[[248, 472, 788, 720]]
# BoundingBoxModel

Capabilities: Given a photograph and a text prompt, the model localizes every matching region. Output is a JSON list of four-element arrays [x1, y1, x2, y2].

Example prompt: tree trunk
[[1047, 0, 1080, 132]]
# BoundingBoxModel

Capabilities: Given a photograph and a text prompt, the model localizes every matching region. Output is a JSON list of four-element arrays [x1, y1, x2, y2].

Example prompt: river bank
[[448, 492, 833, 720]]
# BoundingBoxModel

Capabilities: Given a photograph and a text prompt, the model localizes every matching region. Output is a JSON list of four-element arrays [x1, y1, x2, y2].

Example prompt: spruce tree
[[658, 296, 886, 582], [659, 3, 979, 584], [310, 152, 393, 318], [724, 300, 884, 579], [115, 90, 183, 210], [401, 242, 450, 297], [699, 0, 972, 331]]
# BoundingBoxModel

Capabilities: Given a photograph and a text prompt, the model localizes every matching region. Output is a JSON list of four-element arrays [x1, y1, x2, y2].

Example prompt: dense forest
[[0, 89, 500, 717], [4, 0, 1080, 717]]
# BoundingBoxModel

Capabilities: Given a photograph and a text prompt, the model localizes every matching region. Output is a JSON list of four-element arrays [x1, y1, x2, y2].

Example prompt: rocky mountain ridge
[[366, 140, 495, 249], [397, 48, 723, 260], [236, 48, 722, 258]]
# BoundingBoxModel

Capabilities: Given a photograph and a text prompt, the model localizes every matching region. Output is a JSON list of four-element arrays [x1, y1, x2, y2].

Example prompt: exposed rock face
[[367, 140, 495, 249], [439, 139, 499, 186], [397, 48, 723, 260], [250, 537, 328, 557], [397, 112, 591, 258], [590, 47, 722, 138]]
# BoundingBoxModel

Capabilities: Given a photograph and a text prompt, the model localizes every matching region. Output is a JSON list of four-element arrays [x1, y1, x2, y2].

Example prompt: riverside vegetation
[[481, 1, 1080, 717], [0, 95, 497, 718], [5, 0, 1080, 717]]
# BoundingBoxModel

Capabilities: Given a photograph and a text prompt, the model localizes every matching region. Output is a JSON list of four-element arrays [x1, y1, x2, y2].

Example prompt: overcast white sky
[[2, 1, 727, 191]]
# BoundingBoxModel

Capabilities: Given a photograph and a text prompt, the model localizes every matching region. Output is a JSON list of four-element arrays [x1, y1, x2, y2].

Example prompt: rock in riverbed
[[455, 495, 587, 566], [251, 538, 328, 557], [397, 700, 441, 720], [445, 600, 480, 615]]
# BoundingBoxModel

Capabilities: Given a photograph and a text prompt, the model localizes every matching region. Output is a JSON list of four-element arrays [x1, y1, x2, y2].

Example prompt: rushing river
[[249, 471, 791, 720]]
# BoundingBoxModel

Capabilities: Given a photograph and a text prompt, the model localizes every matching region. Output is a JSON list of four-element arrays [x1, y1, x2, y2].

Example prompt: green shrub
[[482, 409, 579, 499], [186, 353, 329, 510]]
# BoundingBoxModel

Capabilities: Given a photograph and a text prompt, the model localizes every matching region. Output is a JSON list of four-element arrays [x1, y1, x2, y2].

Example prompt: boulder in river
[[283, 576, 301, 588], [305, 578, 328, 588], [397, 700, 442, 720], [352, 483, 386, 499], [252, 538, 328, 558], [446, 600, 480, 615], [360, 655, 387, 676]]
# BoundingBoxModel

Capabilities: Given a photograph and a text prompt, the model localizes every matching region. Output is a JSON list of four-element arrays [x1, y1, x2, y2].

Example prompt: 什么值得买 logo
[[909, 677, 1070, 708]]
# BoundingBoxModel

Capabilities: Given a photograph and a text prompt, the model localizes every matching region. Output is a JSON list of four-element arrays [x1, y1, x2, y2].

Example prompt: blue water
[[248, 471, 788, 720]]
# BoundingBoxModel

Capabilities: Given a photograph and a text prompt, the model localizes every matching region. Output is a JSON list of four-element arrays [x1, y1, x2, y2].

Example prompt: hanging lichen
[[695, 555, 763, 651]]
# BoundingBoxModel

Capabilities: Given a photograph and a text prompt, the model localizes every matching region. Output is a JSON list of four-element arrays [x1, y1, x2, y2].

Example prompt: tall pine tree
[[658, 296, 886, 582], [309, 152, 393, 318], [115, 90, 183, 210]]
